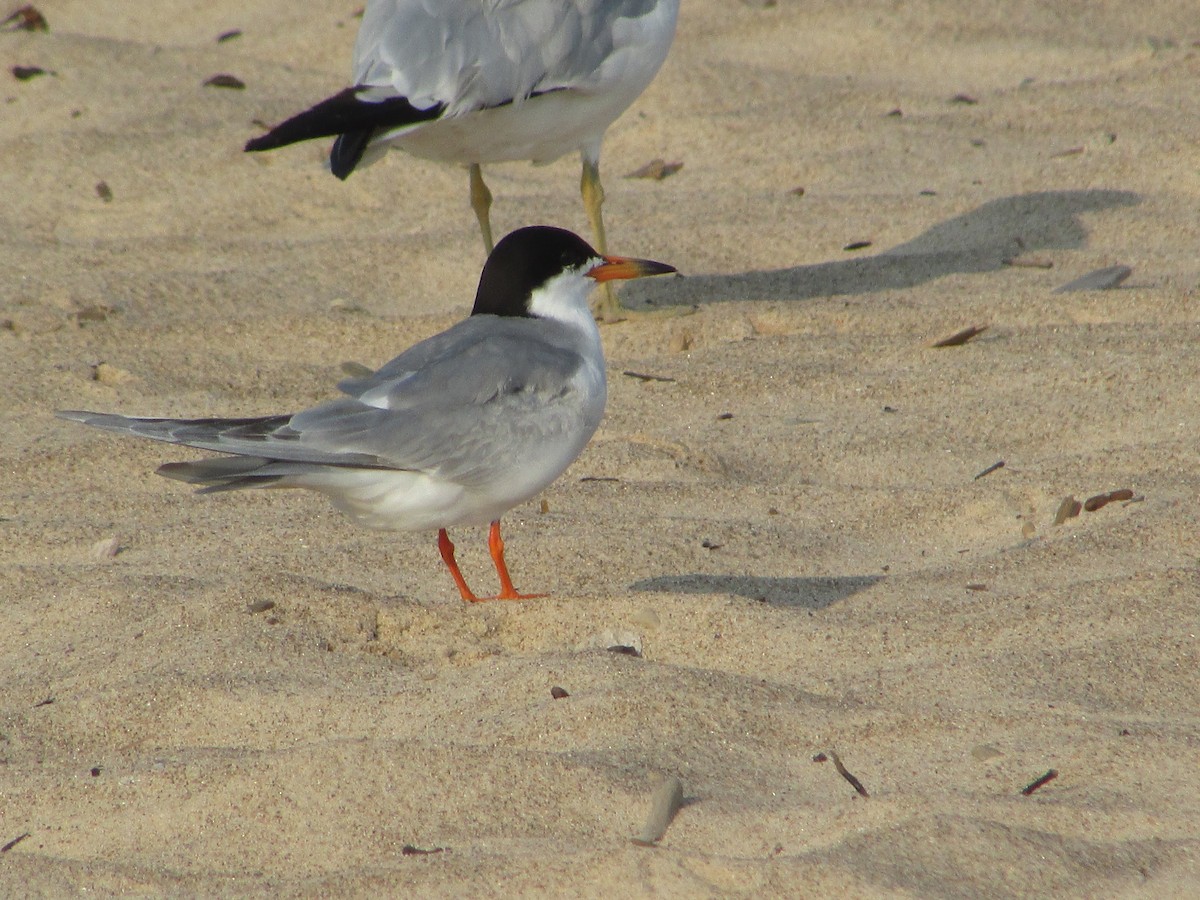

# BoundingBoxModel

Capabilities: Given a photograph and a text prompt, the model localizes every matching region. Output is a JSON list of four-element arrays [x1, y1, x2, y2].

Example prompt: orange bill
[[587, 255, 677, 283]]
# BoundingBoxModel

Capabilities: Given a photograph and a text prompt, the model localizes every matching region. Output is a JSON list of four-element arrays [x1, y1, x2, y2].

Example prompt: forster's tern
[[244, 0, 680, 317], [58, 226, 675, 601]]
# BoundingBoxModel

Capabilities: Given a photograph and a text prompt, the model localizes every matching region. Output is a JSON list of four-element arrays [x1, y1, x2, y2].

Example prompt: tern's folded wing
[[59, 322, 594, 485], [305, 331, 591, 483]]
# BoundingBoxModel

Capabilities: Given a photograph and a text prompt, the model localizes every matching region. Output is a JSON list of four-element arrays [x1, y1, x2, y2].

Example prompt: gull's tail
[[244, 88, 445, 179]]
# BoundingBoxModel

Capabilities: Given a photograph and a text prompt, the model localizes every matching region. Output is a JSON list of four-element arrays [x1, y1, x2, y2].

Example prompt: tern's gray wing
[[336, 315, 582, 404], [313, 319, 591, 484], [59, 318, 590, 489], [353, 0, 676, 114]]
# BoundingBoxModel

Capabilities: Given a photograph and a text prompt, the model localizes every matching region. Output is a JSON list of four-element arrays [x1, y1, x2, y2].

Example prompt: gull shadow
[[630, 573, 884, 610], [628, 189, 1141, 308]]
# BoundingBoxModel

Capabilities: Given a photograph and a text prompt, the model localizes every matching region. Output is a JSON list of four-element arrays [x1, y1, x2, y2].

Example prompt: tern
[[57, 226, 675, 601], [243, 0, 681, 319]]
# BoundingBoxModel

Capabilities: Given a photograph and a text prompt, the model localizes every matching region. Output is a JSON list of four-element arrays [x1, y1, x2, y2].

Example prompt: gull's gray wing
[[352, 0, 675, 114]]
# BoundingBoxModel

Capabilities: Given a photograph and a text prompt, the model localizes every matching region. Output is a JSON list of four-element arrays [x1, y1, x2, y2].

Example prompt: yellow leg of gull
[[469, 163, 495, 254], [583, 157, 690, 323], [581, 158, 623, 322]]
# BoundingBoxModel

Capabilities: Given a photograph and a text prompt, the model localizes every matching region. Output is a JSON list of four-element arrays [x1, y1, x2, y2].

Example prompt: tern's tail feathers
[[244, 88, 445, 179], [157, 457, 293, 493], [55, 410, 291, 445], [57, 408, 392, 494]]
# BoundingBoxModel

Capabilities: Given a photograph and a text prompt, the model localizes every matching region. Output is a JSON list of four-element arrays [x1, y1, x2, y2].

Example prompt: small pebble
[[90, 536, 121, 561], [12, 65, 50, 80], [204, 73, 245, 89], [625, 158, 683, 180], [91, 362, 132, 384], [1052, 265, 1132, 293], [668, 331, 693, 353], [1053, 496, 1082, 525], [2, 5, 49, 32], [592, 629, 643, 657], [631, 776, 684, 846], [629, 608, 660, 631], [1002, 255, 1053, 268], [330, 298, 368, 314], [932, 324, 987, 347], [72, 305, 117, 325], [608, 644, 642, 658], [1084, 488, 1135, 512]]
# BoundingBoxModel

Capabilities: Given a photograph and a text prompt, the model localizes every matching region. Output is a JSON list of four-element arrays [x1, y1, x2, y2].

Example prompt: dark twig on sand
[[1021, 769, 1058, 796], [1, 833, 31, 853], [828, 751, 869, 797], [974, 460, 1005, 480], [622, 370, 676, 383], [932, 325, 988, 347]]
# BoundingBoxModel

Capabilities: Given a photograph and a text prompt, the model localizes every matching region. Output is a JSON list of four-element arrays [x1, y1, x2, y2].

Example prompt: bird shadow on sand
[[626, 189, 1140, 309], [630, 573, 884, 610]]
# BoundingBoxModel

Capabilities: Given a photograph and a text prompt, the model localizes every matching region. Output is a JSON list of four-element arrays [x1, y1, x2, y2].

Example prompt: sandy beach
[[3, 0, 1199, 894]]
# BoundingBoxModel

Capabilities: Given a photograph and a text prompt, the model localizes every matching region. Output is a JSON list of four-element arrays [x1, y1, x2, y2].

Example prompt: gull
[[244, 0, 681, 319]]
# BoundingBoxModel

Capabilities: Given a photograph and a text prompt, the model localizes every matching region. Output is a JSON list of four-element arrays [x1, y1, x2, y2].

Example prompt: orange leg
[[487, 520, 547, 601], [437, 528, 480, 602]]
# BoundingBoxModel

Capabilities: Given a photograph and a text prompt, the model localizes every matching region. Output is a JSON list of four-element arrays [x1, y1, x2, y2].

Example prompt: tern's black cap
[[471, 226, 601, 318]]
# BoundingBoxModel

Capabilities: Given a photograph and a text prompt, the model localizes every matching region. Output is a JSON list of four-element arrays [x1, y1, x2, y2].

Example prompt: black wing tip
[[244, 133, 278, 153], [330, 130, 372, 179], [244, 116, 366, 178], [244, 91, 445, 172]]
